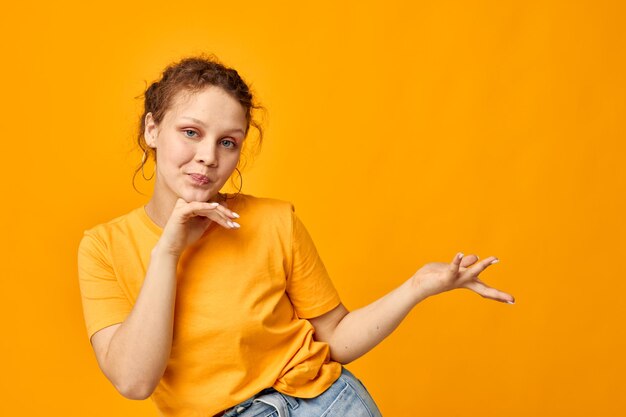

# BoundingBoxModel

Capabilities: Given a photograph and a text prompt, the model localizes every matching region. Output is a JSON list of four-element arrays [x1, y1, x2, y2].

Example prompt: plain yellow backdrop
[[0, 0, 624, 416]]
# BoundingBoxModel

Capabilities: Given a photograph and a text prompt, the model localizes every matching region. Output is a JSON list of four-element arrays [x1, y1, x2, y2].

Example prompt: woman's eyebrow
[[181, 116, 244, 135], [181, 116, 207, 126]]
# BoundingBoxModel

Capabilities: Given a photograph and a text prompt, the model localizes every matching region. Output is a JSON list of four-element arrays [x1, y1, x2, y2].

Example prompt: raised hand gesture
[[157, 198, 240, 257], [410, 252, 515, 304]]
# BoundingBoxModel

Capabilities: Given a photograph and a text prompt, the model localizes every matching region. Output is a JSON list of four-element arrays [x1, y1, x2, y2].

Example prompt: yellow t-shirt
[[77, 193, 343, 416]]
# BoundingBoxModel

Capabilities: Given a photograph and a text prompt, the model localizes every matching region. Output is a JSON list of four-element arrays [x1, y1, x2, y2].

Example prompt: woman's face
[[144, 86, 247, 206]]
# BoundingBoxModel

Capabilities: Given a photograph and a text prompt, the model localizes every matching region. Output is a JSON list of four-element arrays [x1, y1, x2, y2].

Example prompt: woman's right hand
[[156, 198, 240, 257]]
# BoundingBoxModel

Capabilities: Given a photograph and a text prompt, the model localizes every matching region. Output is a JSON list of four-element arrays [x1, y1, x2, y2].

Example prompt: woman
[[77, 54, 515, 417]]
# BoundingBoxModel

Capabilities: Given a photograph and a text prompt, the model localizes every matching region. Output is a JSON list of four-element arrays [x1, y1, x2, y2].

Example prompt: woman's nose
[[195, 142, 218, 166]]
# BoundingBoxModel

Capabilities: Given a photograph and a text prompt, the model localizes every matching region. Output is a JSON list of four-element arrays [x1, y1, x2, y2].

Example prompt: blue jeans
[[221, 367, 383, 417]]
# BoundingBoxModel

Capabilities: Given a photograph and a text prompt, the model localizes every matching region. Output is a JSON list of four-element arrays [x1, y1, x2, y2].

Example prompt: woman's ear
[[144, 112, 158, 149]]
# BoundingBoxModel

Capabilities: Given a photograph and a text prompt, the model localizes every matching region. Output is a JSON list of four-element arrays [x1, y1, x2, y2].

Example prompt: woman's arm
[[309, 253, 515, 365], [94, 200, 239, 399], [98, 245, 179, 399], [309, 278, 427, 365]]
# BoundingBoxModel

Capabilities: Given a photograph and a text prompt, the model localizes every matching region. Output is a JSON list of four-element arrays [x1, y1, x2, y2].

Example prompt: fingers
[[450, 252, 464, 271], [452, 252, 515, 304], [209, 201, 240, 221], [460, 254, 479, 268], [464, 279, 515, 304], [179, 200, 241, 229], [447, 252, 515, 304], [466, 255, 499, 277], [451, 252, 481, 271]]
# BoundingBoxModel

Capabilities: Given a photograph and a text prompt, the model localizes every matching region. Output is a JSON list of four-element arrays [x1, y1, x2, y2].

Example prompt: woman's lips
[[189, 173, 210, 185]]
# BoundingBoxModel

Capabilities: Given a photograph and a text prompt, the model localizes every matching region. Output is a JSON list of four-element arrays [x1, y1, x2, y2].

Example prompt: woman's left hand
[[410, 253, 515, 304]]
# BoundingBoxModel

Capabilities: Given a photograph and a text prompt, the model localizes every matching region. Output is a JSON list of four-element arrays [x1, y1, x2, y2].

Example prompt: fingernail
[[458, 252, 464, 259], [210, 202, 219, 207], [227, 221, 234, 227], [231, 221, 240, 228], [506, 300, 515, 304], [490, 259, 499, 264], [231, 212, 240, 218]]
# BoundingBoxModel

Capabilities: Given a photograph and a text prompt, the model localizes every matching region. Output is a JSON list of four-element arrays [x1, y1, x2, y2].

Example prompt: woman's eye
[[220, 139, 236, 149], [183, 129, 197, 138]]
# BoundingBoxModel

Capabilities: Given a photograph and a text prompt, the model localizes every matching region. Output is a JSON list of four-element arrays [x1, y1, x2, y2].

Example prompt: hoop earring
[[224, 168, 243, 200], [141, 149, 155, 181]]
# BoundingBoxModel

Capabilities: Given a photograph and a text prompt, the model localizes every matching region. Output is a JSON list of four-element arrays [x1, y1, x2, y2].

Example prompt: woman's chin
[[180, 189, 217, 203]]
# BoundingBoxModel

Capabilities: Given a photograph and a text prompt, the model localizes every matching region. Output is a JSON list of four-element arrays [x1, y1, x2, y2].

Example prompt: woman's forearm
[[328, 278, 428, 364], [105, 244, 179, 399]]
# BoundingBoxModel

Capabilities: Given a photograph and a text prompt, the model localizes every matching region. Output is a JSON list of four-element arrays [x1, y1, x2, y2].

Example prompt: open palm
[[411, 252, 515, 304]]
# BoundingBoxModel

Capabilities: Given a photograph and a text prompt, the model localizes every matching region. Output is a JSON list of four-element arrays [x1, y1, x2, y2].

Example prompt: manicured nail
[[231, 212, 240, 218], [210, 202, 220, 207], [490, 259, 499, 264], [506, 300, 515, 304], [231, 221, 240, 228]]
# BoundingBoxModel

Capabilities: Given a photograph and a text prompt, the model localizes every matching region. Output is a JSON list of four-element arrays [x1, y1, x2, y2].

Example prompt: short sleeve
[[285, 205, 341, 319], [77, 231, 133, 342]]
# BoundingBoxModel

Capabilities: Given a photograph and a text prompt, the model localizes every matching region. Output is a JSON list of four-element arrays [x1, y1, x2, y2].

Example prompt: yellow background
[[1, 0, 624, 415]]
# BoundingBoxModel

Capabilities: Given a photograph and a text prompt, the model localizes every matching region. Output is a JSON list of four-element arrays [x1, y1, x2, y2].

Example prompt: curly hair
[[133, 53, 266, 192]]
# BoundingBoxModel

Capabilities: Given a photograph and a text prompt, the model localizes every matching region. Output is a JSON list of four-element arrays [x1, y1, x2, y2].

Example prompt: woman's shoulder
[[234, 193, 295, 213], [232, 194, 297, 232], [81, 206, 145, 241]]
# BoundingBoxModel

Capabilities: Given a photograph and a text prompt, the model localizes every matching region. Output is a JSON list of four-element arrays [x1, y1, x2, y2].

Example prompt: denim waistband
[[217, 387, 278, 417], [214, 367, 382, 417]]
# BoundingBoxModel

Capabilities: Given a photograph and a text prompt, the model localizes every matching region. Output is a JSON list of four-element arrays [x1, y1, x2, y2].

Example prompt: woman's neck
[[144, 198, 171, 229]]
